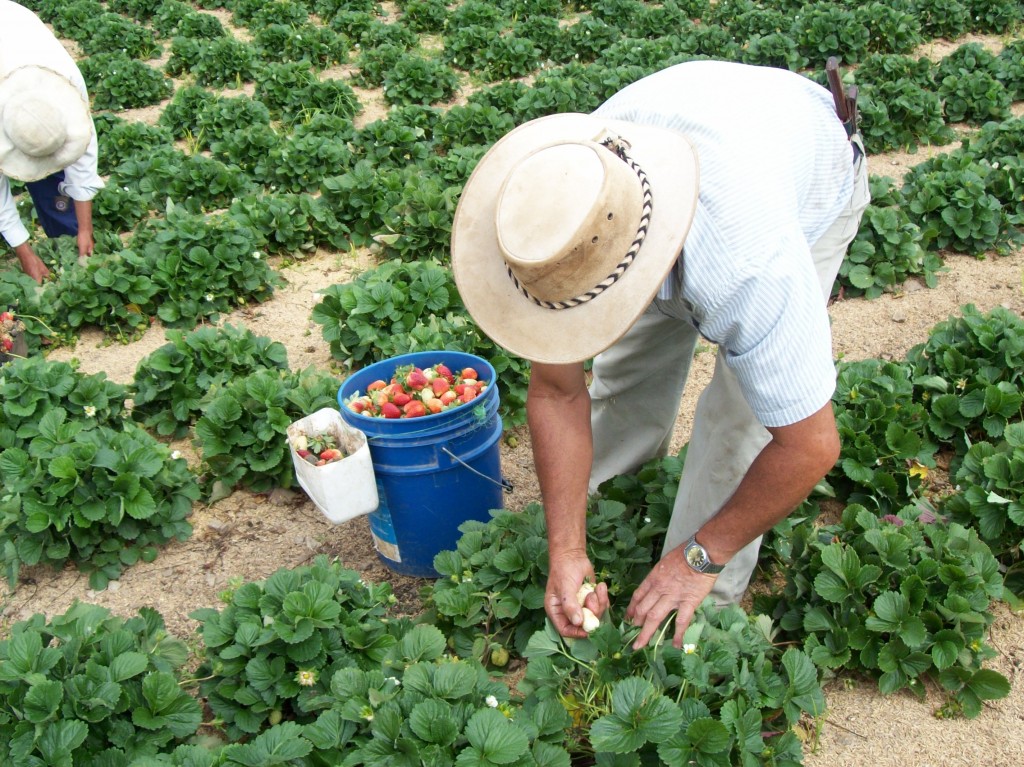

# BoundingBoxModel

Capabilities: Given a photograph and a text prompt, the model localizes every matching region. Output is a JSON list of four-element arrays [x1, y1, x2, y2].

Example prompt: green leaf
[[110, 651, 150, 681], [463, 707, 530, 765], [590, 677, 684, 753], [133, 671, 202, 738], [968, 668, 1011, 701], [24, 679, 63, 723], [36, 719, 89, 767], [409, 699, 459, 745]]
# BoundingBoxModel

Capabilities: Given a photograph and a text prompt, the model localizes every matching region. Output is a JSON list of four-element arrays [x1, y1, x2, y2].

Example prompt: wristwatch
[[683, 534, 725, 575]]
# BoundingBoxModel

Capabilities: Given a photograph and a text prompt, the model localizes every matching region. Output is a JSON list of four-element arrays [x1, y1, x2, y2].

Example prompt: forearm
[[696, 402, 840, 564], [527, 363, 592, 558], [74, 199, 93, 236]]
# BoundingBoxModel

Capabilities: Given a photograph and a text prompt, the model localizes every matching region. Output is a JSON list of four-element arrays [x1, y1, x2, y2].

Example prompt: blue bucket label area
[[369, 479, 401, 563]]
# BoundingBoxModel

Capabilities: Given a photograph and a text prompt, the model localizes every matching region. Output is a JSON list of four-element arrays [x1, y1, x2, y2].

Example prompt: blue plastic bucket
[[338, 351, 506, 577]]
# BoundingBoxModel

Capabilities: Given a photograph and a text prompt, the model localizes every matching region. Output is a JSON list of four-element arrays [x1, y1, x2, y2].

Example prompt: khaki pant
[[589, 142, 870, 604]]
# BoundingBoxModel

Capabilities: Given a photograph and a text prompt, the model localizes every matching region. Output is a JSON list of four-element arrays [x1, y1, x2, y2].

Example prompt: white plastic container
[[287, 408, 378, 524]]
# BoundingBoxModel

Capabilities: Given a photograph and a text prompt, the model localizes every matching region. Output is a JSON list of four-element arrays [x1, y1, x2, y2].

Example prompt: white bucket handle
[[440, 446, 514, 494]]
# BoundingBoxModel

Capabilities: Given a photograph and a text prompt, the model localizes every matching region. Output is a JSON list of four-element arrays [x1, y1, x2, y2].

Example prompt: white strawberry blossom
[[171, 450, 182, 460], [84, 405, 97, 417], [485, 695, 499, 708], [683, 643, 697, 654]]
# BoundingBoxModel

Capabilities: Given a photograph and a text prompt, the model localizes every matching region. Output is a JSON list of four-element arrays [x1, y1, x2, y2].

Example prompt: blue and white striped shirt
[[594, 61, 855, 427]]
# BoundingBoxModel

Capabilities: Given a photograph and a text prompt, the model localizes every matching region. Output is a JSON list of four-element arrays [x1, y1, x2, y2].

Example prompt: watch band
[[683, 533, 726, 575]]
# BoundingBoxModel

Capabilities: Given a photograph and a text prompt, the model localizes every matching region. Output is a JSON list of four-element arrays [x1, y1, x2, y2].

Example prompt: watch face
[[686, 543, 707, 570]]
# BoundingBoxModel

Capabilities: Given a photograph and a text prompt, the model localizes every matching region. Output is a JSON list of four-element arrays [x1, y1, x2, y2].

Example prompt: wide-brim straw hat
[[0, 65, 93, 182], [452, 113, 699, 364]]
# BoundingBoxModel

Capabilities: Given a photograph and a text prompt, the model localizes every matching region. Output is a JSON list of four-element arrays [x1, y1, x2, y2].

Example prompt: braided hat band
[[503, 135, 653, 311]]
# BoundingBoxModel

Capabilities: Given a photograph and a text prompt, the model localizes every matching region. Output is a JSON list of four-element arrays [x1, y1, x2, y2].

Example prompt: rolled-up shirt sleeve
[[0, 175, 31, 248], [59, 126, 104, 202]]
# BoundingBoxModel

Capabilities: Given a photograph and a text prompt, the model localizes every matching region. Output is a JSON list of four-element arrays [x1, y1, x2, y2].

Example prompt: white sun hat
[[451, 112, 700, 364], [0, 0, 94, 181]]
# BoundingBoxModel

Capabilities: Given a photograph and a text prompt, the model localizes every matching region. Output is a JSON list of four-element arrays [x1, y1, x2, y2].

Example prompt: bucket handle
[[440, 447, 514, 494]]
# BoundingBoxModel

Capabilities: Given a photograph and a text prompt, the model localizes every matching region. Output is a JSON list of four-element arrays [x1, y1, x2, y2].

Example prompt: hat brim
[[452, 113, 699, 364], [0, 67, 93, 182]]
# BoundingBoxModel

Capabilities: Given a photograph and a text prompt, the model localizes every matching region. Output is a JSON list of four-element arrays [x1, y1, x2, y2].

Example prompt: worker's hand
[[77, 229, 95, 259], [545, 550, 609, 640], [14, 243, 50, 283], [625, 545, 717, 650]]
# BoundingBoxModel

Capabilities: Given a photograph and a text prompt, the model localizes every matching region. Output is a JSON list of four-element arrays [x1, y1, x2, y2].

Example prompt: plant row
[[0, 324, 341, 589]]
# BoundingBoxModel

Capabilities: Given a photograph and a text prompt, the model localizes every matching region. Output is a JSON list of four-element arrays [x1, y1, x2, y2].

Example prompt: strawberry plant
[[79, 11, 161, 60], [310, 257, 461, 365], [193, 366, 340, 498], [108, 0, 164, 19], [401, 0, 449, 33], [130, 324, 289, 439], [0, 603, 199, 765], [964, 0, 1023, 33], [253, 131, 354, 194], [432, 103, 515, 154], [480, 33, 542, 81], [319, 161, 409, 245], [856, 52, 935, 90], [742, 31, 808, 70], [757, 503, 1009, 718], [901, 152, 1013, 255], [122, 147, 257, 215], [520, 605, 817, 765], [45, 247, 160, 339], [79, 53, 173, 111], [837, 177, 942, 296], [247, 0, 311, 29], [381, 53, 460, 107], [228, 192, 351, 254], [0, 410, 198, 589], [90, 184, 151, 236], [255, 62, 361, 124], [160, 87, 272, 152], [828, 359, 937, 514], [131, 206, 281, 329], [997, 40, 1024, 100], [911, 0, 971, 40], [857, 79, 953, 154], [907, 304, 1024, 459], [790, 3, 870, 65], [354, 42, 407, 88], [209, 125, 281, 176], [350, 117, 432, 170], [937, 70, 1012, 125], [427, 497, 657, 663], [253, 23, 349, 67], [944, 422, 1024, 597], [151, 1, 226, 38], [855, 2, 922, 55], [95, 114, 174, 176], [190, 556, 409, 739], [376, 173, 458, 262], [188, 36, 261, 88]]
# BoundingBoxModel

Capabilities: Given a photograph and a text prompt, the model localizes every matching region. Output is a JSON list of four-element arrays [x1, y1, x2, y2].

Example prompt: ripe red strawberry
[[431, 378, 450, 395], [461, 367, 478, 380], [0, 311, 12, 322], [426, 399, 443, 414], [367, 379, 387, 392], [393, 392, 412, 407], [403, 400, 427, 418], [381, 402, 401, 419], [320, 448, 343, 461], [460, 389, 478, 403], [297, 449, 310, 458], [440, 390, 457, 405], [406, 370, 428, 390], [1, 338, 11, 353], [435, 364, 453, 381]]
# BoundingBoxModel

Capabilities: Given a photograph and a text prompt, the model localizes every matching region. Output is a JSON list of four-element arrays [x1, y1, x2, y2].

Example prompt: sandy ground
[[2, 16, 1023, 767]]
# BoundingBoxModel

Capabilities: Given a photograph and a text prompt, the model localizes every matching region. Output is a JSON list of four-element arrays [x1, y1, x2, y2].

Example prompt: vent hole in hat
[[607, 212, 614, 220], [591, 236, 599, 243]]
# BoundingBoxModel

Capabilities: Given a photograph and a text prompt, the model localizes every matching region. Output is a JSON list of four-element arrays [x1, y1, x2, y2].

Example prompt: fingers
[[545, 592, 588, 639]]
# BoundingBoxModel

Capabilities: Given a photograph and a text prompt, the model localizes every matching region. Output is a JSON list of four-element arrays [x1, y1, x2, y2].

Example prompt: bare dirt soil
[[2, 20, 1022, 767]]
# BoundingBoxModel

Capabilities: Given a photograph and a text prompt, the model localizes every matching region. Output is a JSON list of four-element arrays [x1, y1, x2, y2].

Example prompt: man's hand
[[74, 199, 95, 259], [77, 229, 94, 259], [14, 242, 50, 283], [625, 546, 717, 650], [546, 550, 609, 640]]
